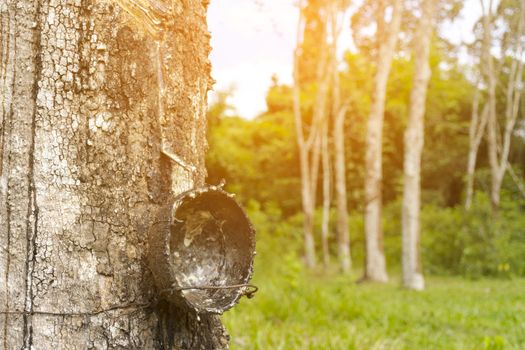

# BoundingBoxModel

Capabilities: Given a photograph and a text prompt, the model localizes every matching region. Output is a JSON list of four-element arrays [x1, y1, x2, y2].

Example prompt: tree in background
[[465, 21, 490, 210], [321, 100, 332, 267], [205, 0, 524, 281], [482, 0, 525, 212], [320, 0, 353, 271], [353, 0, 404, 282], [329, 1, 352, 273], [401, 0, 436, 291], [293, 0, 332, 268], [294, 0, 354, 270], [465, 84, 489, 210]]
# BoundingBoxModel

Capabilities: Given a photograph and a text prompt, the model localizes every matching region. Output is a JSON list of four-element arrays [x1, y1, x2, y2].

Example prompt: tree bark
[[483, 0, 525, 212], [333, 103, 351, 273], [401, 0, 435, 291], [321, 117, 331, 268], [329, 3, 351, 273], [483, 0, 501, 212], [1, 0, 230, 348], [293, 0, 330, 268], [363, 0, 402, 282], [465, 90, 488, 210]]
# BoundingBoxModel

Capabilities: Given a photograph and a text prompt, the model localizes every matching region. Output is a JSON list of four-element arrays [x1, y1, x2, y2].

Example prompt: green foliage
[[359, 191, 525, 278], [206, 43, 511, 216], [243, 185, 525, 282], [420, 204, 464, 275], [206, 98, 301, 215], [419, 192, 525, 278], [207, 82, 525, 278], [205, 1, 525, 281], [339, 43, 476, 208], [223, 205, 525, 349], [459, 192, 525, 278]]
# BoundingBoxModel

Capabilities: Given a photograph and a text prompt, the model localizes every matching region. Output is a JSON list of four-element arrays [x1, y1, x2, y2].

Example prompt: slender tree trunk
[[483, 0, 525, 212], [363, 0, 403, 282], [310, 65, 331, 268], [334, 103, 351, 273], [296, 143, 317, 268], [293, 0, 330, 268], [508, 164, 525, 198], [321, 118, 331, 267], [1, 1, 229, 348], [465, 90, 488, 210], [293, 1, 317, 269], [311, 128, 323, 219], [483, 0, 501, 212], [401, 0, 435, 291], [493, 7, 525, 207], [329, 4, 351, 273], [308, 131, 322, 269]]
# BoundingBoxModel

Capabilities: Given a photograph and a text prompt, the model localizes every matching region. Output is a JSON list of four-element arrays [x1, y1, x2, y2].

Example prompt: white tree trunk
[[321, 118, 331, 267], [334, 104, 351, 273], [465, 90, 488, 210], [1, 0, 229, 348], [483, 0, 525, 212], [297, 145, 318, 268], [401, 0, 435, 291], [363, 0, 403, 282], [328, 3, 351, 273], [483, 0, 501, 212], [293, 0, 331, 268]]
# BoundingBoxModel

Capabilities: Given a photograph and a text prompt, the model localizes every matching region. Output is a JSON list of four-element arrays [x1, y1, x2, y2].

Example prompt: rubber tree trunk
[[401, 0, 435, 291], [483, 0, 525, 213], [331, 57, 350, 273], [333, 105, 351, 273], [465, 92, 488, 210], [327, 3, 351, 273], [293, 0, 331, 269], [297, 145, 318, 269], [483, 0, 501, 213], [363, 0, 402, 283], [321, 118, 331, 268], [0, 0, 230, 348]]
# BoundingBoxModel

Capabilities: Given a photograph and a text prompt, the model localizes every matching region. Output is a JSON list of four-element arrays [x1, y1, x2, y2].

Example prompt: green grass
[[223, 258, 525, 349]]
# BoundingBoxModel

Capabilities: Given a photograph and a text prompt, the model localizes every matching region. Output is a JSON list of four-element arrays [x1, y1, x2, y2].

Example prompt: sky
[[208, 0, 490, 119]]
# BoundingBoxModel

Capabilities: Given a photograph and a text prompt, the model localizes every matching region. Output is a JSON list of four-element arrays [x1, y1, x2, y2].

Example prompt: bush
[[421, 191, 525, 278], [421, 204, 465, 275], [246, 190, 525, 279], [460, 192, 525, 278], [245, 200, 304, 279]]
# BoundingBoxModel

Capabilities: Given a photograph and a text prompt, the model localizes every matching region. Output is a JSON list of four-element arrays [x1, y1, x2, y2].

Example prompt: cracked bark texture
[[0, 0, 229, 349]]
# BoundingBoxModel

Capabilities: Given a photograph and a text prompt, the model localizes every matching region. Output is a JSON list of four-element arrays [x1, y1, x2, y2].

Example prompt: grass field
[[223, 255, 525, 349]]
